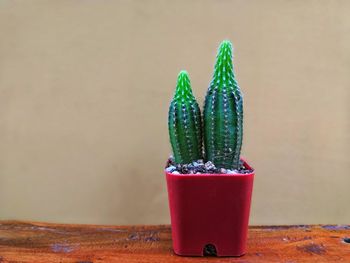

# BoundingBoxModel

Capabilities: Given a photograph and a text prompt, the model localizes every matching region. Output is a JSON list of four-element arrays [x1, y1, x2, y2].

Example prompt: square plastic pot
[[165, 159, 254, 257]]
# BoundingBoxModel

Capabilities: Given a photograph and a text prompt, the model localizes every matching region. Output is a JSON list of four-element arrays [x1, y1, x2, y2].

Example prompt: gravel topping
[[166, 156, 254, 175]]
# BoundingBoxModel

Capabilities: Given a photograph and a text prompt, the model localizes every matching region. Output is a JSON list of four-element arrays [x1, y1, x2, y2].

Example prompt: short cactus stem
[[168, 71, 203, 164], [203, 40, 243, 169]]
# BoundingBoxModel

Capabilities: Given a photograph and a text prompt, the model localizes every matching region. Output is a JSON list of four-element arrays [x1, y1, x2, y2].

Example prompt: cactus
[[168, 71, 203, 164], [203, 40, 243, 169]]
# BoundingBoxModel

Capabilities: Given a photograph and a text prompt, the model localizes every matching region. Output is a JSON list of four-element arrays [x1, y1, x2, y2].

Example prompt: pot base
[[166, 159, 254, 257]]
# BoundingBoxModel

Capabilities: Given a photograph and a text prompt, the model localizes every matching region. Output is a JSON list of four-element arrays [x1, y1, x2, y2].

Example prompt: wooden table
[[0, 221, 349, 262]]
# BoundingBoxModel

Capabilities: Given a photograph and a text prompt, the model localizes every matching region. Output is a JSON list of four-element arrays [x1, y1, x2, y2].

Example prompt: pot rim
[[165, 157, 254, 177]]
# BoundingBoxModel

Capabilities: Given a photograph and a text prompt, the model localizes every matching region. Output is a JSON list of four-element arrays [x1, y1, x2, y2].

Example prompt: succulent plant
[[203, 40, 243, 169], [168, 71, 202, 164], [167, 40, 243, 170]]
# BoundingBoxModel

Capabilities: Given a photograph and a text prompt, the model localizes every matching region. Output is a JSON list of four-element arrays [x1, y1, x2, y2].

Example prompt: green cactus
[[203, 40, 243, 169], [168, 71, 203, 164]]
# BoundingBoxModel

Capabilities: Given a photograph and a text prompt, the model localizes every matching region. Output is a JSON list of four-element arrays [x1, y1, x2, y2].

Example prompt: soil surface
[[166, 157, 254, 175]]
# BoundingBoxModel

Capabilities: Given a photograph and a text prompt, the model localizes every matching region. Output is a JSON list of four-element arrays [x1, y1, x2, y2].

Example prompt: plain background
[[0, 0, 349, 225]]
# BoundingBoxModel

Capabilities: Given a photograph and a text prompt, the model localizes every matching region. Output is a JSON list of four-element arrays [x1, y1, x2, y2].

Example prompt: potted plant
[[165, 40, 255, 257]]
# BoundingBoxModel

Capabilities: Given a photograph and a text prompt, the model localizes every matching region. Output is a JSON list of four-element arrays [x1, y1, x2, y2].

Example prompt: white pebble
[[220, 168, 227, 174], [205, 161, 216, 170], [166, 166, 176, 172], [172, 171, 180, 175]]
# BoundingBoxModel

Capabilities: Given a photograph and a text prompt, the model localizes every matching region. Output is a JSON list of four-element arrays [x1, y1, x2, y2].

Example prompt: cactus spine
[[203, 40, 243, 169], [168, 71, 202, 164]]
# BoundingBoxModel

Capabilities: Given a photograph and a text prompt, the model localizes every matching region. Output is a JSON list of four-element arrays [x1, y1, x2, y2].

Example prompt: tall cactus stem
[[203, 40, 243, 169]]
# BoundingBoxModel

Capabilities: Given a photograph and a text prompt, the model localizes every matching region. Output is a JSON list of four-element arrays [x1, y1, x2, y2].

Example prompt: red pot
[[165, 159, 254, 257]]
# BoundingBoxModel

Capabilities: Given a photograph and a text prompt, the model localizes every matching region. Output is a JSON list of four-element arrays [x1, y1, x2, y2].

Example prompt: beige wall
[[0, 0, 349, 225]]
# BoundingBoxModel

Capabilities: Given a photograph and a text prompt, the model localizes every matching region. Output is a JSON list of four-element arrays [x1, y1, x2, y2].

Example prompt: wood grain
[[0, 221, 349, 262]]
